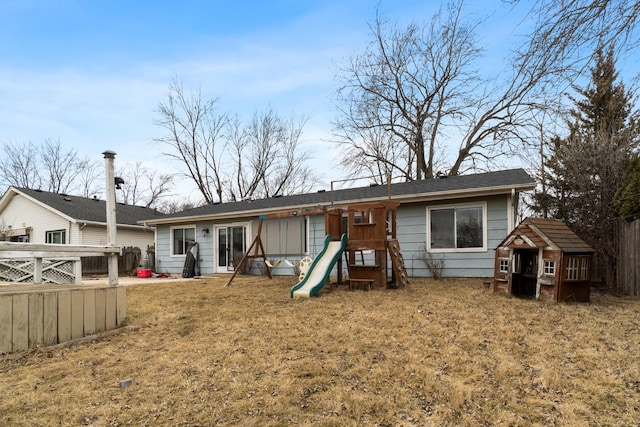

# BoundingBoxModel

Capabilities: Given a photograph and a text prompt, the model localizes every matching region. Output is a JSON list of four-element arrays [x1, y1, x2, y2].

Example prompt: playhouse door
[[215, 225, 247, 272]]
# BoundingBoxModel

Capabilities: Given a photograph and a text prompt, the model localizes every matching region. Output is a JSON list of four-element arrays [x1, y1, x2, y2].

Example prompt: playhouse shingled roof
[[1, 187, 166, 226], [499, 217, 595, 253], [145, 168, 536, 224]]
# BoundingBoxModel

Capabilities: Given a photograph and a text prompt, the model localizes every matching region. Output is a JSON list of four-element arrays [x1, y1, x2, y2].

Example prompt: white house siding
[[0, 194, 75, 244], [81, 225, 154, 248]]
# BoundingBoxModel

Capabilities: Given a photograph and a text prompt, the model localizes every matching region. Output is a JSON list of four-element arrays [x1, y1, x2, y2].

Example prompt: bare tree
[[334, 0, 640, 182], [154, 81, 318, 203], [228, 107, 315, 200], [0, 139, 101, 196], [116, 161, 174, 208], [334, 1, 554, 181], [514, 0, 640, 84], [154, 78, 229, 204], [0, 141, 42, 193], [40, 138, 95, 194], [76, 158, 103, 198]]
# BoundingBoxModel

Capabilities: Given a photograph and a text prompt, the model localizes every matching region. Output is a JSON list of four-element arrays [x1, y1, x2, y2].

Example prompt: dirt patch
[[1, 277, 639, 426]]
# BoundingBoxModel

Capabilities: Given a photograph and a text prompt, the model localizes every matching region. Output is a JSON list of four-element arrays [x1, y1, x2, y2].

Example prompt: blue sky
[[0, 0, 538, 196]]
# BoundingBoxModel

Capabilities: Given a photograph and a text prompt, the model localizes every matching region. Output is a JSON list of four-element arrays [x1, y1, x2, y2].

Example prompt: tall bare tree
[[154, 78, 229, 204], [335, 0, 640, 182], [0, 139, 101, 196], [334, 1, 553, 181], [115, 161, 174, 208], [228, 107, 315, 200], [40, 138, 96, 194], [0, 141, 41, 193], [154, 81, 317, 203]]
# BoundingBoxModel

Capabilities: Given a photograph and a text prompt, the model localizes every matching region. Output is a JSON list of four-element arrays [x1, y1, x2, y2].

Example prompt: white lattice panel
[[0, 259, 76, 284]]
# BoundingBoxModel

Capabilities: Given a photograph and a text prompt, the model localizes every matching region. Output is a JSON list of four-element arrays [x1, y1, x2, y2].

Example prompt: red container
[[137, 268, 152, 278]]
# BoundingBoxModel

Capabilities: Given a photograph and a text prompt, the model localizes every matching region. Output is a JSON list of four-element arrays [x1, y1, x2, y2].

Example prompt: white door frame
[[214, 222, 250, 273]]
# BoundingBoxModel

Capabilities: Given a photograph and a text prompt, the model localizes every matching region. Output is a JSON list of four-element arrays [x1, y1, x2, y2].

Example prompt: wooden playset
[[326, 200, 409, 290], [226, 200, 409, 292]]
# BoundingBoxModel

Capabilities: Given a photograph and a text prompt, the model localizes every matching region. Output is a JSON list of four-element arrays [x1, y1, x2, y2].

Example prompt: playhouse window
[[428, 203, 485, 251], [498, 258, 509, 273], [565, 256, 590, 280], [580, 257, 590, 280], [171, 226, 196, 256], [566, 257, 585, 280], [543, 260, 555, 276], [45, 229, 66, 244]]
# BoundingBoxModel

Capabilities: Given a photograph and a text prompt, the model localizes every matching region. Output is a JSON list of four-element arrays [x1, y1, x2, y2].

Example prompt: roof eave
[[5, 187, 78, 224], [141, 182, 536, 226], [81, 220, 155, 230]]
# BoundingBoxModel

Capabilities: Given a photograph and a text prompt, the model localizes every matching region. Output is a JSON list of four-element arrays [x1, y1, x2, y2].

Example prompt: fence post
[[33, 257, 43, 283], [73, 259, 83, 284]]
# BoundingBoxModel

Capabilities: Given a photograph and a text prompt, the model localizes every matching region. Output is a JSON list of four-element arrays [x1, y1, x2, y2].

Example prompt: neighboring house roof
[[498, 217, 594, 253], [145, 168, 536, 225], [0, 187, 166, 227]]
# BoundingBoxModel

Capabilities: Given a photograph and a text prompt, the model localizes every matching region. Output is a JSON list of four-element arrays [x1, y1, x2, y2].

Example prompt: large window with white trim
[[171, 226, 196, 256], [428, 203, 486, 251]]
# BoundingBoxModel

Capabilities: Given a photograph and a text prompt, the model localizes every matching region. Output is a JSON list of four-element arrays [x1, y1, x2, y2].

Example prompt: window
[[580, 257, 589, 280], [498, 258, 509, 273], [428, 204, 485, 251], [566, 256, 590, 280], [543, 260, 555, 276], [46, 229, 66, 244], [171, 226, 196, 256]]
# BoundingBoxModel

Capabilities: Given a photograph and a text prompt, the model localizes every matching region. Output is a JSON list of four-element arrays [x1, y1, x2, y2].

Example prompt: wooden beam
[[0, 242, 120, 257], [260, 207, 326, 220]]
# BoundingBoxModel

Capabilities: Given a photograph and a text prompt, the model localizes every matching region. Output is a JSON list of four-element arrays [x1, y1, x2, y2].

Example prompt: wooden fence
[[0, 284, 127, 353], [618, 219, 640, 297], [82, 245, 155, 276]]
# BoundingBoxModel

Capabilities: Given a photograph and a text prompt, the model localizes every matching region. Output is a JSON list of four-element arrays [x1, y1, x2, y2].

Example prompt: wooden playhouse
[[493, 217, 594, 302]]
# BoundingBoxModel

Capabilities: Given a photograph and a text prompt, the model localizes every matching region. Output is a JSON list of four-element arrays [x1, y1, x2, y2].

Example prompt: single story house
[[141, 168, 536, 279], [0, 186, 163, 248]]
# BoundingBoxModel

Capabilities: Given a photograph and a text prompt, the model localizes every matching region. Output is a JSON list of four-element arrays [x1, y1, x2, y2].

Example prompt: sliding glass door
[[215, 225, 247, 272]]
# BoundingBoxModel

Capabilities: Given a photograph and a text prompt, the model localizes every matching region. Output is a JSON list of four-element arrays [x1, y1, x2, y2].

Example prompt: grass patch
[[1, 277, 639, 426]]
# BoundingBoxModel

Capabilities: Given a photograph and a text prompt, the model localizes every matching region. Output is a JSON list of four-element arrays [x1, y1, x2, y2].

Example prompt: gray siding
[[397, 195, 509, 278], [154, 194, 512, 278]]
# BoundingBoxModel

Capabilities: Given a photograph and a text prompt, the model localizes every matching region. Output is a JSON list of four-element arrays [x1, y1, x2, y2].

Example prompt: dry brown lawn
[[1, 276, 639, 426]]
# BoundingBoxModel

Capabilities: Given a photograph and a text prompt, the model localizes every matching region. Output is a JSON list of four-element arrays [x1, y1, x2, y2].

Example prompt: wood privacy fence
[[618, 219, 640, 297], [82, 245, 155, 276], [0, 285, 127, 354]]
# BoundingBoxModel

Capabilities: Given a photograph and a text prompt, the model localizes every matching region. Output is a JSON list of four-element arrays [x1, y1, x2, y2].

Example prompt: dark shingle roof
[[498, 217, 594, 253], [13, 187, 166, 226], [524, 217, 594, 253], [155, 168, 535, 222]]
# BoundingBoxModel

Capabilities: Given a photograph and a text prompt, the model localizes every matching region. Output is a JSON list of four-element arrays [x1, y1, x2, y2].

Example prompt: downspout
[[80, 222, 87, 245], [508, 188, 517, 231]]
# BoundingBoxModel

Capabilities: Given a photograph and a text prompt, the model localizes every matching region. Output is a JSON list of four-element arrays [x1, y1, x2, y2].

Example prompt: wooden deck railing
[[0, 242, 120, 285]]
